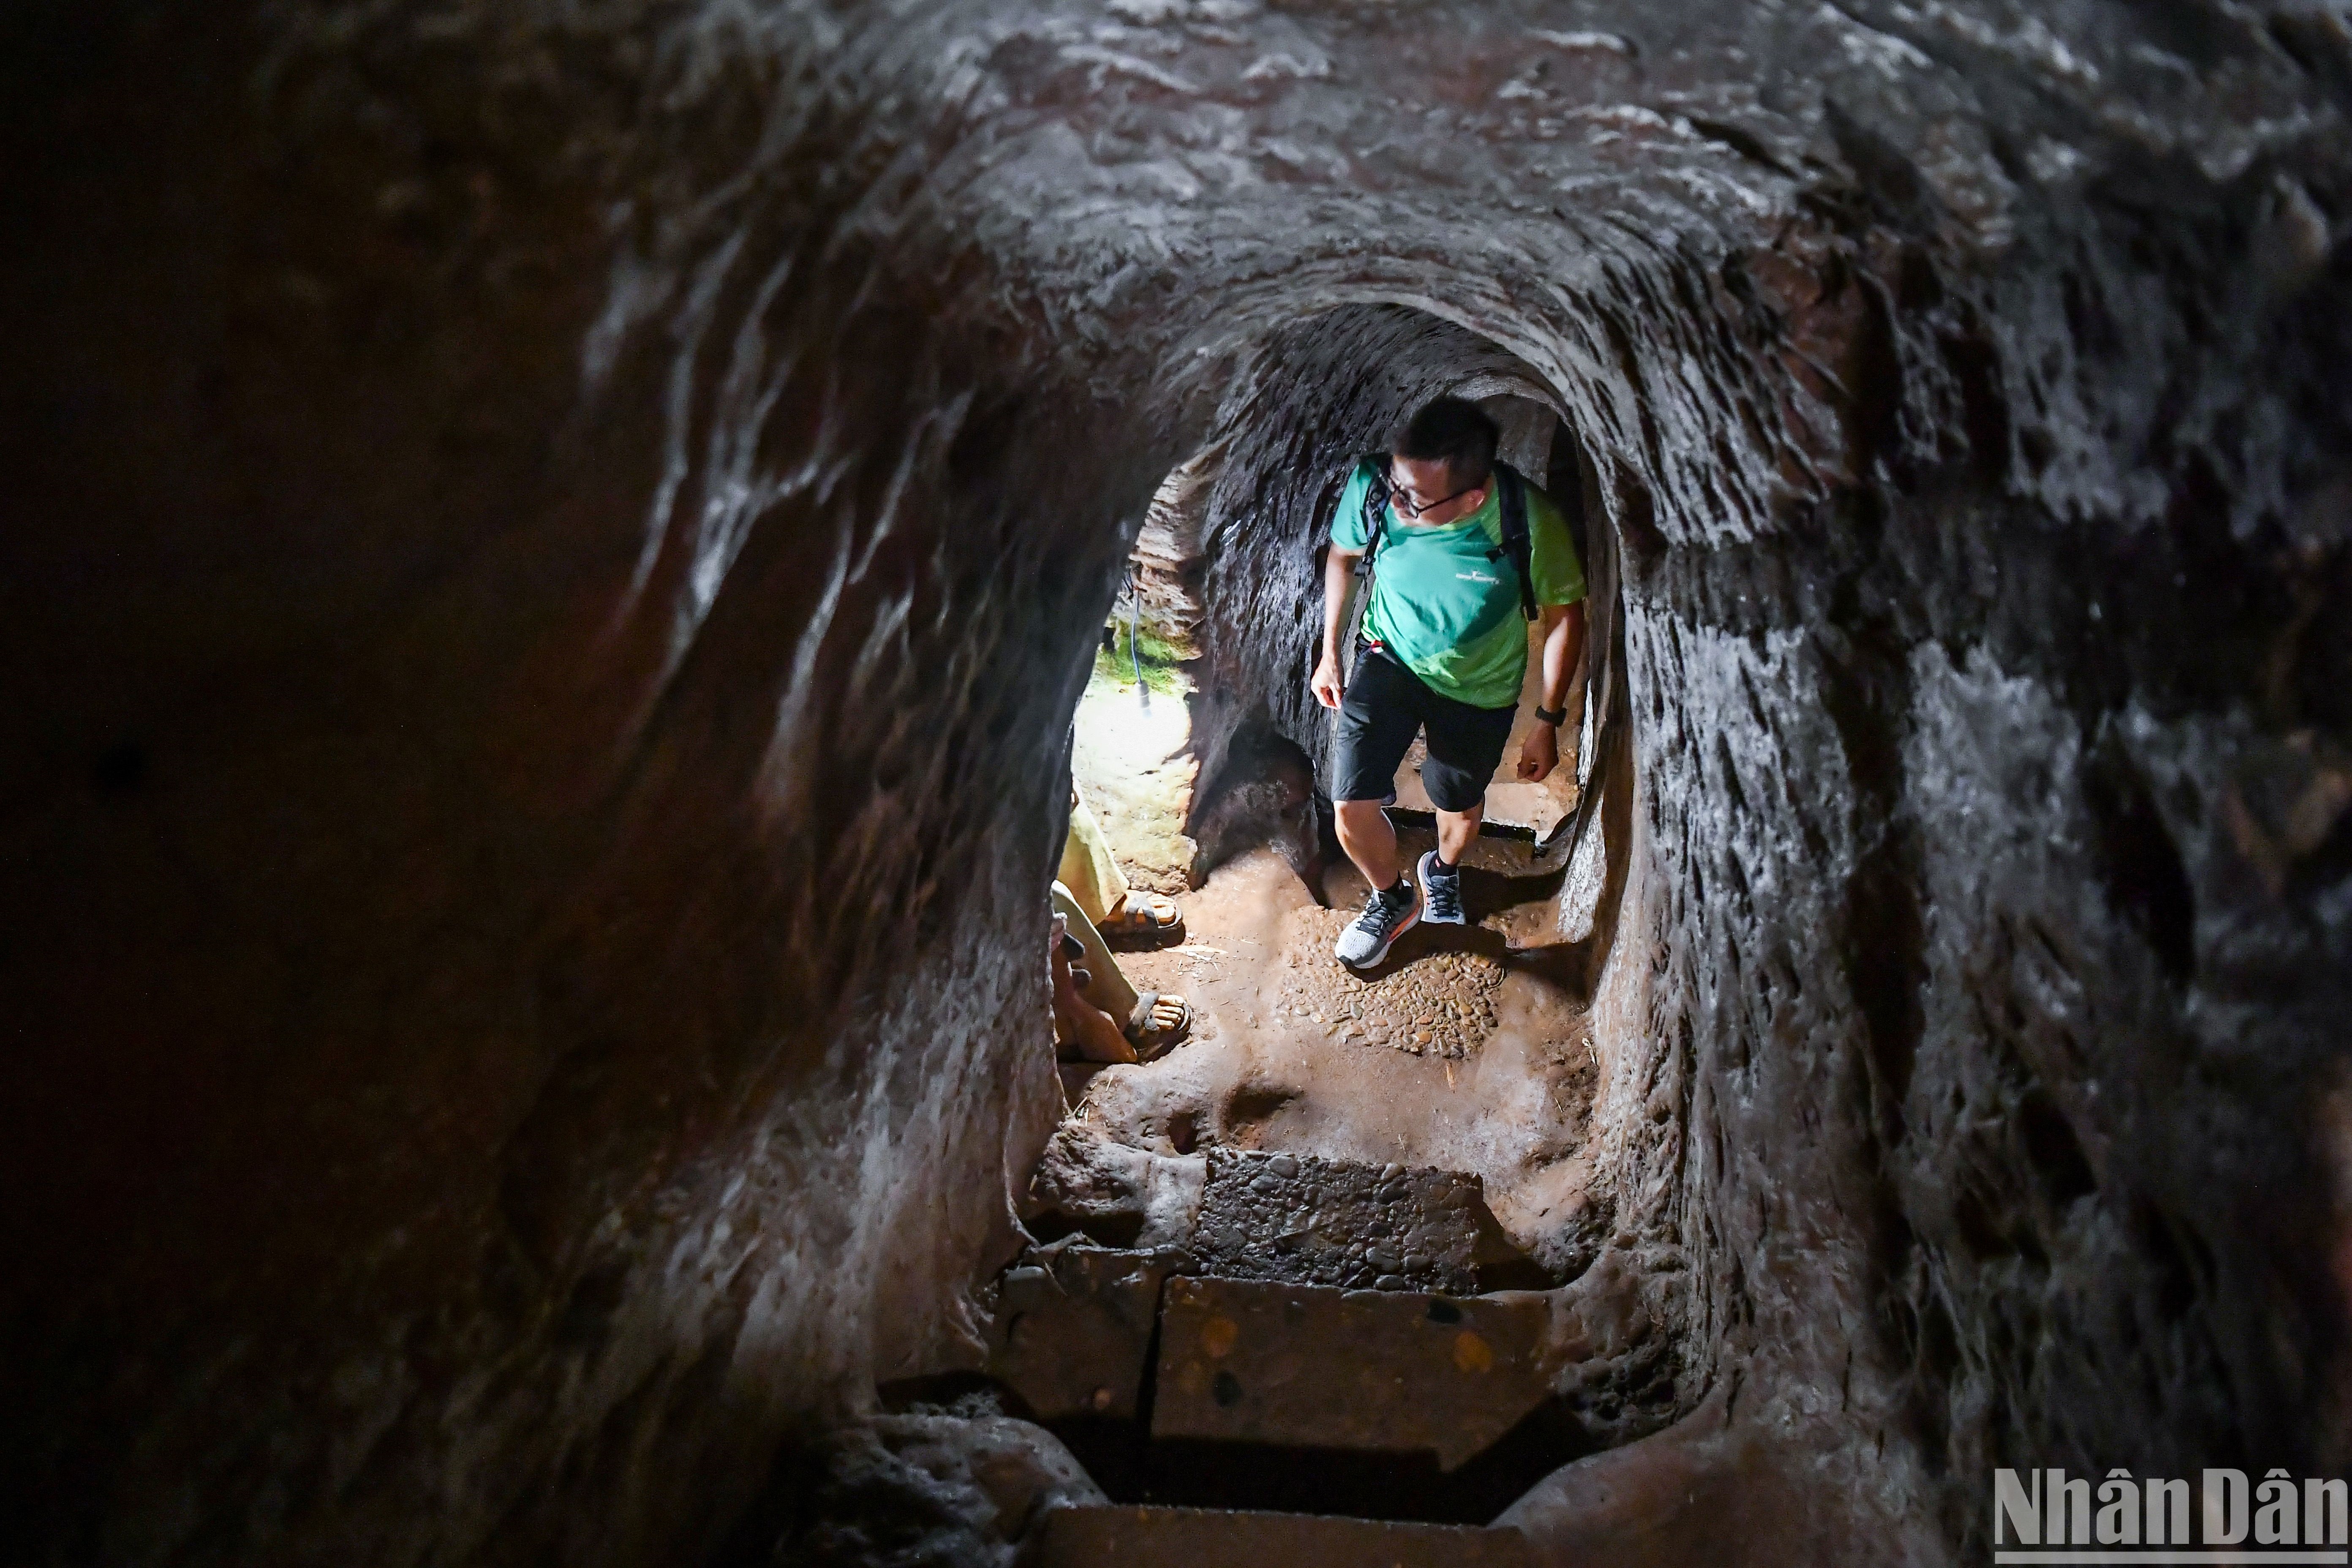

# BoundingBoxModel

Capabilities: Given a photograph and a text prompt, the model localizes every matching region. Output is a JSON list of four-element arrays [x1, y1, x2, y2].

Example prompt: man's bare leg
[[1334, 799, 1401, 889], [1432, 803, 1481, 869], [1415, 801, 1484, 925], [1331, 796, 1424, 968]]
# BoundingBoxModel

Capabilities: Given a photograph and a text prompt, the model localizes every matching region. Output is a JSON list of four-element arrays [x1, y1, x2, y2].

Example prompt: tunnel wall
[[5, 1, 2349, 1565], [1567, 170, 2352, 1552], [1, 5, 1189, 1561]]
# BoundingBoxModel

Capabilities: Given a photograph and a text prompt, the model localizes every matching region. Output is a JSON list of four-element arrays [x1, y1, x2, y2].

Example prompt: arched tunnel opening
[[6, 3, 2352, 1567], [976, 302, 1643, 1533]]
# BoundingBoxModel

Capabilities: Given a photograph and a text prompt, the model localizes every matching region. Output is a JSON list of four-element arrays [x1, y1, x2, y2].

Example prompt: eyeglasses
[[1388, 476, 1484, 518]]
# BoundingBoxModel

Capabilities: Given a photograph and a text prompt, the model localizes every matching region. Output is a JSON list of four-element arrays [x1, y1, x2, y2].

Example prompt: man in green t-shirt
[[1311, 397, 1587, 968]]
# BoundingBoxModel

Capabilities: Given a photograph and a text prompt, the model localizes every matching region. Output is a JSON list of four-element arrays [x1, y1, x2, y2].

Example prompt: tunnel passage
[[1000, 327, 1634, 1532], [6, 2, 2352, 1566]]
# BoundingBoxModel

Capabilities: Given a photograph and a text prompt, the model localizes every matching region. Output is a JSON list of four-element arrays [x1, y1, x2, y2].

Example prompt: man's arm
[[1515, 601, 1587, 782], [1310, 544, 1362, 710]]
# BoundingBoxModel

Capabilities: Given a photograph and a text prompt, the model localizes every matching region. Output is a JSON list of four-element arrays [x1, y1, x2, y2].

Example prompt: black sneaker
[[1417, 849, 1466, 926], [1335, 877, 1420, 969]]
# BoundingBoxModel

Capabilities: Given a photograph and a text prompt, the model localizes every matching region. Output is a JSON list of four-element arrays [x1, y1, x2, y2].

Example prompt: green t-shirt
[[1331, 458, 1586, 709]]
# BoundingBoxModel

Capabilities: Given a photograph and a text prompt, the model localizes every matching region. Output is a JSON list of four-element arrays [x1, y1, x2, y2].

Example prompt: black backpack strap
[[1356, 454, 1392, 574], [1488, 464, 1538, 621]]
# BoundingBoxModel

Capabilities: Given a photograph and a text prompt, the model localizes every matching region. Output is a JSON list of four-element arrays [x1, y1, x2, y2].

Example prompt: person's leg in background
[[1061, 784, 1183, 938], [1058, 787, 1130, 928], [1050, 912, 1135, 1064], [1053, 882, 1137, 1019], [1053, 882, 1190, 1054]]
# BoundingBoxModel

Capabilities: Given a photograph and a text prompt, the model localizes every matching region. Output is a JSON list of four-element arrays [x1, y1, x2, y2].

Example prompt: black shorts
[[1331, 646, 1518, 814]]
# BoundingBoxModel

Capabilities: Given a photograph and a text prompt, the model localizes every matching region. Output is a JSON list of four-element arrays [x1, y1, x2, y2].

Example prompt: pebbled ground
[[1189, 1147, 1485, 1294]]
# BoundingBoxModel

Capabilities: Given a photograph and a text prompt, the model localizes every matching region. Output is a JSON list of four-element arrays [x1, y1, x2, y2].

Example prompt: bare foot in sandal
[[1098, 890, 1184, 942], [1051, 919, 1137, 1064], [1124, 990, 1192, 1062]]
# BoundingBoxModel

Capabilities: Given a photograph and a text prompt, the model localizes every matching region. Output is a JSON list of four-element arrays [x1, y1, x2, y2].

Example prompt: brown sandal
[[1098, 891, 1183, 940]]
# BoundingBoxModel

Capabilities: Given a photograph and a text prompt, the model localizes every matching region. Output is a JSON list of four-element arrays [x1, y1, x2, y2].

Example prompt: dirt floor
[[1070, 830, 1600, 1274], [1059, 618, 1602, 1270]]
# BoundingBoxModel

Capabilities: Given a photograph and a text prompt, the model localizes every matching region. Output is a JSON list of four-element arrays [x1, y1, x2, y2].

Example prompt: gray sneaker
[[1417, 850, 1467, 926], [1335, 878, 1420, 969]]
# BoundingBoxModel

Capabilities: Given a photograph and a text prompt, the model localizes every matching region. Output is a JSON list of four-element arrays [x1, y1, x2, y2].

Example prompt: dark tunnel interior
[[4, 1, 2352, 1565]]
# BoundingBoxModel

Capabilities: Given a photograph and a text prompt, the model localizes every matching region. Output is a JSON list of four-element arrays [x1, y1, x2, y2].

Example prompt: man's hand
[[1516, 721, 1560, 782], [1311, 651, 1346, 710], [1519, 603, 1584, 784]]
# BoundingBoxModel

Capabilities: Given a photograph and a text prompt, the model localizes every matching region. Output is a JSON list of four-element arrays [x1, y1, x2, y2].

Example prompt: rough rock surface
[[1130, 449, 1221, 658], [1184, 723, 1324, 887], [5, 1, 2350, 1565], [1024, 1123, 1209, 1252], [749, 1413, 1104, 1567]]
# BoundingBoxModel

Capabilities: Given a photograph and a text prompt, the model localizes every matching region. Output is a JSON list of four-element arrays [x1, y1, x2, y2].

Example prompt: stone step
[[1152, 1277, 1556, 1470], [986, 1245, 1176, 1423], [994, 1142, 1566, 1486], [1024, 1504, 1537, 1566], [985, 1256, 1560, 1476]]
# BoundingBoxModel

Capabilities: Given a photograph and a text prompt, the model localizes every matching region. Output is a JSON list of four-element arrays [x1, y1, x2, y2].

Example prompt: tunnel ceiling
[[4, 1, 2350, 1565]]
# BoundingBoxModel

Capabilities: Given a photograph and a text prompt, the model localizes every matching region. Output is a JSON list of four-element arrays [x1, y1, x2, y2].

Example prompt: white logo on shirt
[[1456, 571, 1500, 585]]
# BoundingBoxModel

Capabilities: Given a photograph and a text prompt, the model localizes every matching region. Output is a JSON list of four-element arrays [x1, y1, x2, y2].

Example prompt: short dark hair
[[1391, 397, 1500, 489]]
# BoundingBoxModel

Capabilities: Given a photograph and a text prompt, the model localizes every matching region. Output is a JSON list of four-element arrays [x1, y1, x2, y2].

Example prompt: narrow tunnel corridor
[[5, 2, 2351, 1565]]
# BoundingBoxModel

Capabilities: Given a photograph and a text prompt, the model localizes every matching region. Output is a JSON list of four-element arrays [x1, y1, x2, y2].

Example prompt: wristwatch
[[1534, 704, 1568, 727]]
